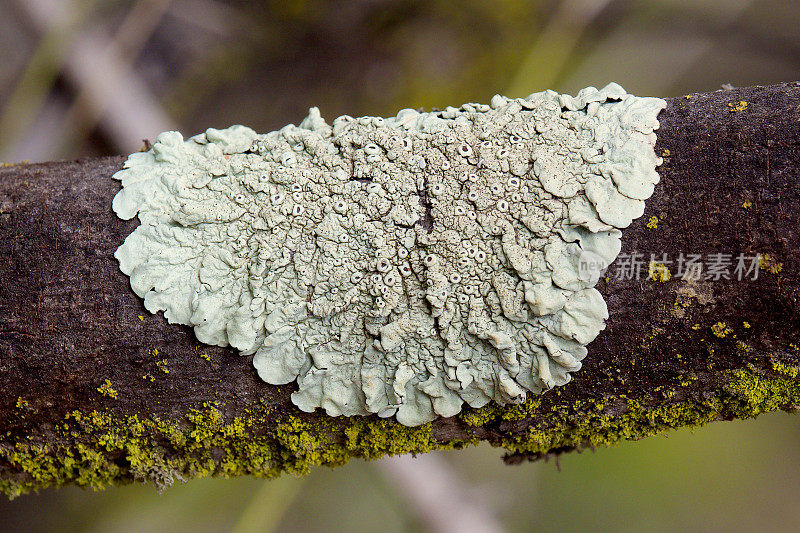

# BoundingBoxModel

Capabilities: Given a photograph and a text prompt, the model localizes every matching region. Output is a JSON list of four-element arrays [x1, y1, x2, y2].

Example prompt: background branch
[[0, 82, 799, 498]]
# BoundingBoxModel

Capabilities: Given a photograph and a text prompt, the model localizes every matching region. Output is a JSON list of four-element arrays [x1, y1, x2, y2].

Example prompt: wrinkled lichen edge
[[2, 366, 798, 499]]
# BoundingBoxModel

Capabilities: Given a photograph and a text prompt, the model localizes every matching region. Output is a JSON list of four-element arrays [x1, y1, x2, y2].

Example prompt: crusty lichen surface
[[112, 84, 666, 426]]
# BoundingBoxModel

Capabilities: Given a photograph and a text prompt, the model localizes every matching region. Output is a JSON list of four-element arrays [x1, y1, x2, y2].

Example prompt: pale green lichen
[[112, 84, 665, 426]]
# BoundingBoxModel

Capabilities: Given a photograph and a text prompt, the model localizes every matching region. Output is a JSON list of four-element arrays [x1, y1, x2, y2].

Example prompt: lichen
[[646, 215, 659, 229], [112, 84, 666, 426]]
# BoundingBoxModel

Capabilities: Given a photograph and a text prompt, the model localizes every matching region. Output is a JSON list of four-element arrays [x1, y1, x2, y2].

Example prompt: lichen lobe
[[112, 84, 666, 426]]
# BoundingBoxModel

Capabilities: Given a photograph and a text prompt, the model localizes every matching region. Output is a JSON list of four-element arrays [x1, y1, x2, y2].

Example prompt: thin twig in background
[[0, 0, 98, 160], [4, 0, 176, 162], [56, 0, 175, 156], [376, 453, 507, 533], [636, 0, 758, 92]]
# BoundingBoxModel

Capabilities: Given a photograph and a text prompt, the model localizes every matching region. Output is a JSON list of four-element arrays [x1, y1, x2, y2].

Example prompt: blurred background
[[1, 0, 799, 531]]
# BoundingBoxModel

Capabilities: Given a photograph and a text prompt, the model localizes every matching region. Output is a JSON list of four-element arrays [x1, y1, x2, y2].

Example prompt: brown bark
[[1, 82, 799, 495]]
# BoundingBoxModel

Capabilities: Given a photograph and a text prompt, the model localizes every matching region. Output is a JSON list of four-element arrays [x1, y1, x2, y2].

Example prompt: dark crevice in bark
[[417, 174, 434, 232]]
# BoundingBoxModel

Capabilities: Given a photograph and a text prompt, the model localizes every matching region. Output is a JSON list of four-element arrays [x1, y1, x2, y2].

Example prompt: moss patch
[[97, 380, 118, 400], [648, 262, 671, 282], [758, 253, 783, 274], [728, 100, 749, 112], [0, 401, 472, 499], [711, 322, 733, 338], [2, 367, 799, 499], [500, 368, 800, 456]]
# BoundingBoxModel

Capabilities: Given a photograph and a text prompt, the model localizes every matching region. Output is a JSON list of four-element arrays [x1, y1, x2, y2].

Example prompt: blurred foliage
[[0, 0, 799, 531]]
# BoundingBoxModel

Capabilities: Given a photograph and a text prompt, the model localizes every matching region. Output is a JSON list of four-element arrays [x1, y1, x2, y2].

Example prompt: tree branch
[[1, 82, 799, 498]]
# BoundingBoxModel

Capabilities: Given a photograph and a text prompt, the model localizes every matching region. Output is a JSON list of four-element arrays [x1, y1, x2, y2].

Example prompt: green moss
[[97, 380, 118, 400], [499, 368, 800, 456], [725, 368, 800, 415], [459, 405, 500, 426], [155, 359, 169, 374], [648, 262, 671, 282], [728, 100, 749, 112], [711, 322, 732, 338], [3, 367, 799, 499], [759, 253, 783, 274], [0, 398, 475, 499], [770, 360, 799, 379]]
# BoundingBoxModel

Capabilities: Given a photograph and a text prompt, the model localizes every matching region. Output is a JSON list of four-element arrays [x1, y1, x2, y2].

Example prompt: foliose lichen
[[112, 83, 666, 426]]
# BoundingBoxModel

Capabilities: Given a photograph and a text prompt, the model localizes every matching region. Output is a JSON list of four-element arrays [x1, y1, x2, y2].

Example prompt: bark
[[1, 82, 799, 497]]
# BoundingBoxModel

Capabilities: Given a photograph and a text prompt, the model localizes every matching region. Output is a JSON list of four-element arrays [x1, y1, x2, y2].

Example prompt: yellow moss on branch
[[2, 366, 799, 499]]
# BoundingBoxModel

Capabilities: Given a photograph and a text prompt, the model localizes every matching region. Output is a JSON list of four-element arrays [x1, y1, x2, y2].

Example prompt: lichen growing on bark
[[112, 84, 666, 426]]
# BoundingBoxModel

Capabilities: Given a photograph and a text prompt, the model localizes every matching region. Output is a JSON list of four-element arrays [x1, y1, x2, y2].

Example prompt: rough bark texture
[[1, 82, 799, 497]]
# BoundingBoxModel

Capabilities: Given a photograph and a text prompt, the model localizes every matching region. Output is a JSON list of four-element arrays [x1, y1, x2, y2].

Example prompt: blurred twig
[[555, 0, 760, 95], [642, 0, 760, 92], [376, 453, 507, 533], [56, 0, 175, 156], [0, 0, 98, 159], [3, 0, 177, 161]]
